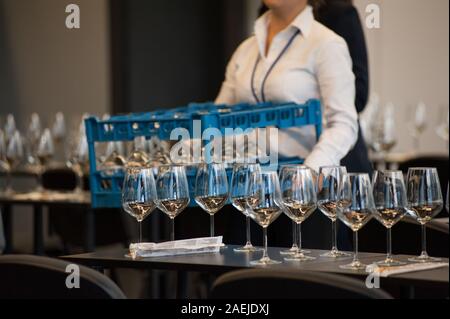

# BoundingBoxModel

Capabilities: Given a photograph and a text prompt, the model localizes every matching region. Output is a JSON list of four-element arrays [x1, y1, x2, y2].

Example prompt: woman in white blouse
[[218, 0, 358, 249], [216, 0, 358, 173]]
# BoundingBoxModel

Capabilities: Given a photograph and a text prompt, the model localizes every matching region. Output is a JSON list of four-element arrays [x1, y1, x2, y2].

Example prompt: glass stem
[[421, 224, 427, 256], [353, 231, 359, 263], [245, 216, 251, 245], [298, 223, 302, 250], [171, 218, 175, 241], [292, 221, 297, 248], [331, 219, 337, 251], [386, 228, 392, 260], [263, 227, 268, 259], [210, 214, 214, 237]]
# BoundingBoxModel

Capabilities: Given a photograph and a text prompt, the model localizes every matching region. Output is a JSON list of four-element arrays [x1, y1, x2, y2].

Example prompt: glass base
[[408, 252, 441, 263], [321, 249, 352, 258], [280, 246, 298, 255], [234, 243, 263, 253], [284, 253, 316, 262], [250, 256, 281, 266], [376, 257, 406, 267], [339, 260, 367, 270]]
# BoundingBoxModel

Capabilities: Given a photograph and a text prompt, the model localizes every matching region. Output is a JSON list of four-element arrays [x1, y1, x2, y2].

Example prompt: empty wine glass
[[36, 129, 54, 192], [126, 136, 150, 168], [4, 130, 25, 193], [67, 117, 89, 193], [372, 170, 408, 266], [435, 105, 449, 145], [280, 166, 317, 262], [337, 173, 375, 270], [409, 102, 427, 151], [195, 163, 229, 237], [230, 163, 263, 253], [155, 165, 190, 241], [26, 113, 41, 165], [246, 170, 283, 265], [52, 112, 66, 163], [3, 114, 16, 143], [406, 167, 444, 262], [371, 103, 396, 170], [317, 166, 351, 258], [122, 167, 157, 254]]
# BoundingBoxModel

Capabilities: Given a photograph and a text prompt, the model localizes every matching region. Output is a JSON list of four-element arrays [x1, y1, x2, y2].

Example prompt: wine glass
[[26, 113, 41, 165], [122, 167, 157, 252], [372, 170, 408, 266], [230, 163, 263, 253], [371, 103, 396, 170], [246, 170, 283, 265], [406, 167, 444, 262], [36, 129, 54, 192], [195, 163, 229, 237], [280, 166, 317, 262], [126, 136, 150, 168], [155, 165, 190, 241], [5, 130, 25, 193], [317, 166, 351, 258], [52, 112, 66, 163], [337, 173, 375, 270], [409, 102, 427, 151], [3, 114, 16, 143]]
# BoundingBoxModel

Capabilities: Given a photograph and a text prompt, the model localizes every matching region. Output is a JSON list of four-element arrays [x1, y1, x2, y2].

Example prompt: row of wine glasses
[[0, 112, 91, 193], [120, 162, 447, 268]]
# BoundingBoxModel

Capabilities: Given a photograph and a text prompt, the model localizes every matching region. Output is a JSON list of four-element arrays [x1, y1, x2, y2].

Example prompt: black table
[[61, 245, 449, 298], [0, 191, 93, 255]]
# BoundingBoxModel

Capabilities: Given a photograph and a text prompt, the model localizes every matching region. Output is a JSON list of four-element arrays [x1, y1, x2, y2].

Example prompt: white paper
[[129, 236, 223, 258], [366, 262, 449, 277]]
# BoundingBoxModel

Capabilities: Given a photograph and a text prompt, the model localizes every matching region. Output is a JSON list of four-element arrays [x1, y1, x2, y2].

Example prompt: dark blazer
[[317, 4, 373, 176]]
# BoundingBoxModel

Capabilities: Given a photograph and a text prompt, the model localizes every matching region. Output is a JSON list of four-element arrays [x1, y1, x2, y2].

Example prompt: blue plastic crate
[[85, 99, 322, 208]]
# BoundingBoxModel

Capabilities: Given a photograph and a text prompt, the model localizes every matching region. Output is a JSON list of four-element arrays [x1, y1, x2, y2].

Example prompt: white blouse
[[215, 6, 358, 172]]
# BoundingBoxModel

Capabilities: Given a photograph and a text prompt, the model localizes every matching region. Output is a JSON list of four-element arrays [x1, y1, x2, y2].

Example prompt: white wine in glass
[[407, 167, 443, 262], [195, 163, 229, 237], [337, 173, 375, 270], [122, 167, 157, 256], [280, 166, 317, 262], [156, 165, 190, 241], [230, 163, 263, 253], [246, 171, 283, 265], [317, 166, 351, 258]]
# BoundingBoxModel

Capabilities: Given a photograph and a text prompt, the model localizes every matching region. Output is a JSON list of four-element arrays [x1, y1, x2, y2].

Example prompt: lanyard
[[251, 29, 301, 103]]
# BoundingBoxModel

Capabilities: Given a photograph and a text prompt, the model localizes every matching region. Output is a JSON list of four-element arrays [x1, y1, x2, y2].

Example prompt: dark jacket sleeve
[[318, 6, 369, 113]]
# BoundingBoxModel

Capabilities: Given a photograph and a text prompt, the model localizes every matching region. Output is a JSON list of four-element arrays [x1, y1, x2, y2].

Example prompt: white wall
[[0, 0, 110, 129], [354, 0, 449, 155]]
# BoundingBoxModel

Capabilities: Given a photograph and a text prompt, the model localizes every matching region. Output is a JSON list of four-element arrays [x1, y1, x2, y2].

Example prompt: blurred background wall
[[1, 0, 448, 155], [0, 0, 110, 131]]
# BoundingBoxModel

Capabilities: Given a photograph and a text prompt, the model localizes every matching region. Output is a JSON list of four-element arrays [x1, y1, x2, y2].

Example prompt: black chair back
[[0, 255, 126, 299], [210, 269, 393, 299]]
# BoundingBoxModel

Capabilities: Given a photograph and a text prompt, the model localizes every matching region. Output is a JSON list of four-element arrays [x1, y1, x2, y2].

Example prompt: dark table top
[[0, 191, 91, 206], [61, 245, 449, 288]]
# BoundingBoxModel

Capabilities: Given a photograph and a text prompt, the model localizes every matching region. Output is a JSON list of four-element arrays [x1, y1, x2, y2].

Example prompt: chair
[[210, 269, 393, 299], [0, 255, 126, 299]]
